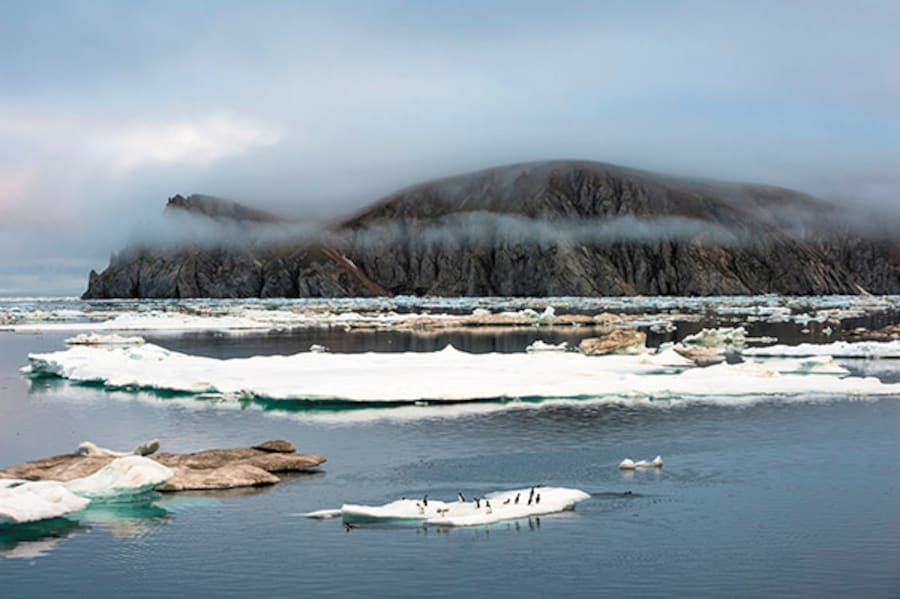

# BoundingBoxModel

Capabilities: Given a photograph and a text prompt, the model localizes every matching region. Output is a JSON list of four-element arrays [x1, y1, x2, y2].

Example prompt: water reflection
[[0, 490, 253, 560], [0, 518, 89, 560]]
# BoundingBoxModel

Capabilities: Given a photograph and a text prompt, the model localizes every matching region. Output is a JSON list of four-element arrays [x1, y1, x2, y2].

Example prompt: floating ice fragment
[[525, 340, 569, 353], [745, 340, 900, 359], [307, 487, 590, 527], [65, 333, 145, 346], [0, 481, 90, 525], [619, 456, 663, 470]]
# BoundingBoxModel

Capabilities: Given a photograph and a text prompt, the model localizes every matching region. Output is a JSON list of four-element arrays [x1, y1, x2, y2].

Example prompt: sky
[[0, 0, 898, 295]]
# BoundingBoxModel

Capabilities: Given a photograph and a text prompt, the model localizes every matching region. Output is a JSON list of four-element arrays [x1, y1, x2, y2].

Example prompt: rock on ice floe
[[22, 342, 900, 403], [77, 439, 160, 458], [64, 456, 174, 500], [65, 333, 145, 346], [578, 329, 647, 355], [306, 487, 591, 527], [619, 456, 663, 470], [1, 440, 325, 493], [0, 481, 91, 526]]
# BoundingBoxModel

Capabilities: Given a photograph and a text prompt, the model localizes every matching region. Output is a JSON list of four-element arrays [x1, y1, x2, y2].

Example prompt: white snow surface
[[22, 343, 900, 403], [310, 487, 591, 527], [65, 333, 145, 345], [0, 481, 90, 525], [64, 456, 174, 499], [744, 341, 900, 359]]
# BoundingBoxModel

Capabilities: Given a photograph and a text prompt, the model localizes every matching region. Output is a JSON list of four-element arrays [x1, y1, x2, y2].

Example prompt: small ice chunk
[[64, 456, 174, 500], [619, 456, 663, 470], [303, 509, 343, 519], [0, 481, 90, 525], [526, 340, 569, 353], [309, 344, 329, 353]]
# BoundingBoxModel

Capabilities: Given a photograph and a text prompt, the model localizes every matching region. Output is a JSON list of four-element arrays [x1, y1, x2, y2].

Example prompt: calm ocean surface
[[2, 329, 899, 598]]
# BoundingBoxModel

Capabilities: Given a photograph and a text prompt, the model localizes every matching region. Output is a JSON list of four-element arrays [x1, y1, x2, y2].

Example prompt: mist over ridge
[[84, 159, 900, 299]]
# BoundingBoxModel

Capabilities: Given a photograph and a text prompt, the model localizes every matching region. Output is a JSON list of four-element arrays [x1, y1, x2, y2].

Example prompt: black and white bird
[[514, 493, 520, 505], [485, 500, 492, 514], [423, 495, 428, 507], [535, 493, 541, 505], [474, 498, 481, 509], [458, 492, 466, 503]]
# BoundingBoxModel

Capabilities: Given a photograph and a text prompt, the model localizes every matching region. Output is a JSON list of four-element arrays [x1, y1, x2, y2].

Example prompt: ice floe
[[65, 333, 146, 345], [744, 341, 900, 359], [22, 343, 900, 403], [63, 456, 174, 500], [525, 340, 569, 353], [619, 456, 663, 470], [0, 481, 90, 526], [307, 487, 591, 527]]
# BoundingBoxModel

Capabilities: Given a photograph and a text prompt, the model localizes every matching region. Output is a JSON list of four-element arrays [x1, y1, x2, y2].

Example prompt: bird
[[458, 492, 466, 503], [475, 498, 481, 509], [486, 500, 493, 514], [535, 493, 541, 504], [423, 495, 428, 507], [503, 498, 511, 505], [416, 502, 424, 515], [514, 493, 520, 505]]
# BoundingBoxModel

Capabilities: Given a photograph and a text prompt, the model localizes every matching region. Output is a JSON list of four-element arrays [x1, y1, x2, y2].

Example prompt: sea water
[[1, 307, 900, 598]]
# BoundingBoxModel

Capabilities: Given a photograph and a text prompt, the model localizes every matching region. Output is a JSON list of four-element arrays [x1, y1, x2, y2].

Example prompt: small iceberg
[[619, 456, 663, 470], [64, 456, 174, 501], [306, 487, 591, 527], [0, 480, 90, 526]]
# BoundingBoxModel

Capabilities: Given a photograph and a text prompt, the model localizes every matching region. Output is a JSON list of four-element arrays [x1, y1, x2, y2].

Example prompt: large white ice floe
[[63, 456, 174, 500], [307, 487, 591, 527], [0, 481, 90, 525], [22, 343, 900, 403], [744, 340, 900, 359]]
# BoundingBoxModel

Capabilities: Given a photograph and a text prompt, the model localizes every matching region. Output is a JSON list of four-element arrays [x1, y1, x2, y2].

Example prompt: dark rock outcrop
[[83, 161, 900, 298]]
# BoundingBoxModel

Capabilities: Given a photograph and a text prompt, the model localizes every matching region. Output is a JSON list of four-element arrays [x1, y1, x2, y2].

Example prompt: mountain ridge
[[82, 160, 899, 298]]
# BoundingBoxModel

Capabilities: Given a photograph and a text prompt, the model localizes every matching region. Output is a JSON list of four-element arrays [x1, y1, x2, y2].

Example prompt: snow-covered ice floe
[[744, 340, 900, 359], [0, 481, 90, 526], [65, 333, 145, 346], [306, 487, 591, 527], [64, 456, 174, 500], [22, 343, 900, 403]]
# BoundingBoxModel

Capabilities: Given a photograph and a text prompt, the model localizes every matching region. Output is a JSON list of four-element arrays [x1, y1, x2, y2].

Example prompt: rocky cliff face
[[83, 161, 900, 298]]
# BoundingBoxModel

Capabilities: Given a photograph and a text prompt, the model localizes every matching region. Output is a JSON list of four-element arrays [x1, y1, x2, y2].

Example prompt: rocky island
[[83, 160, 900, 298]]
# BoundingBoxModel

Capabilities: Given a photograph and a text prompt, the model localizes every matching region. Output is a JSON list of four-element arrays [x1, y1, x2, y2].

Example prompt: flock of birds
[[408, 486, 544, 517]]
